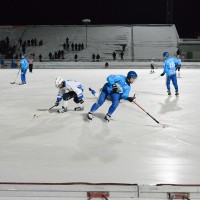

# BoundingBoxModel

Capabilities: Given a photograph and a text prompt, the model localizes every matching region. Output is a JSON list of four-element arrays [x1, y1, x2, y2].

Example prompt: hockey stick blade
[[33, 105, 56, 119], [133, 101, 166, 128]]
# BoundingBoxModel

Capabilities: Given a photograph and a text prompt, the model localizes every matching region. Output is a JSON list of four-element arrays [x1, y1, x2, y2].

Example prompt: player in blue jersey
[[19, 54, 29, 85], [87, 71, 138, 122], [54, 77, 84, 113], [160, 52, 181, 96]]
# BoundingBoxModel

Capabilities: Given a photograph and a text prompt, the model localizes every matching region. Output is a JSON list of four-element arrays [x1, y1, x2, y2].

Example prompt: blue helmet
[[127, 71, 137, 79], [163, 52, 169, 57]]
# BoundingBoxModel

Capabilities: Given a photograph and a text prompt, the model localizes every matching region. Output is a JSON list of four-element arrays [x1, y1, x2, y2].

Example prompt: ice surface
[[0, 68, 200, 185]]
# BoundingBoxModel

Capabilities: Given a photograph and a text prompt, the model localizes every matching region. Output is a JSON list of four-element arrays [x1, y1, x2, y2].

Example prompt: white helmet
[[55, 77, 64, 88]]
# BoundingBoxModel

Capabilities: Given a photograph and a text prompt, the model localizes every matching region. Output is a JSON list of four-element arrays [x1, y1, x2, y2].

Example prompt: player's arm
[[121, 86, 131, 100]]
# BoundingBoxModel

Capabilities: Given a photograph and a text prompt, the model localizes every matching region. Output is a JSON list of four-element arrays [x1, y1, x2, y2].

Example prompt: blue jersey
[[20, 58, 28, 71], [103, 75, 131, 100], [163, 57, 181, 76]]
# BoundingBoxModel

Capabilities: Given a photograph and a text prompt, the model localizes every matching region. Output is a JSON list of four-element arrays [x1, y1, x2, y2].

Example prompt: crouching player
[[54, 77, 84, 113]]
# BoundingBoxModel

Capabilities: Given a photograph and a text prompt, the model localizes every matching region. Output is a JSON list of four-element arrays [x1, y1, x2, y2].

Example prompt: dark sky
[[1, 0, 199, 38]]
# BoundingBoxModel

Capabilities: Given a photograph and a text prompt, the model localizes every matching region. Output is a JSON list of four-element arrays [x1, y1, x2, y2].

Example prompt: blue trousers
[[166, 74, 178, 92], [90, 90, 120, 116], [21, 69, 27, 83]]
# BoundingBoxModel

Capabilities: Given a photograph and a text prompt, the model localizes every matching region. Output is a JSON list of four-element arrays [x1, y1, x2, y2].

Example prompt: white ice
[[0, 68, 200, 185]]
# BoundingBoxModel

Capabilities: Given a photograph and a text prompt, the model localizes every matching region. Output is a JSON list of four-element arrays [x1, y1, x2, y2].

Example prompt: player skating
[[150, 59, 155, 73], [19, 54, 28, 85], [54, 77, 84, 113], [86, 71, 138, 122], [160, 52, 181, 96]]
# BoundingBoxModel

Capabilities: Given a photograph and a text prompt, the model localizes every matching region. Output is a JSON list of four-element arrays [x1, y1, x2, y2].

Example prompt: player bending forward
[[54, 77, 84, 113], [87, 71, 138, 122]]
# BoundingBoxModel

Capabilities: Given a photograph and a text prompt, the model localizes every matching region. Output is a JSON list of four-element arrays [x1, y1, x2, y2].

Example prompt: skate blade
[[85, 117, 92, 122]]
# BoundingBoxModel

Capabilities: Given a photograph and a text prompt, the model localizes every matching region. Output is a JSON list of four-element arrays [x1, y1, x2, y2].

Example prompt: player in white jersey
[[54, 77, 84, 113]]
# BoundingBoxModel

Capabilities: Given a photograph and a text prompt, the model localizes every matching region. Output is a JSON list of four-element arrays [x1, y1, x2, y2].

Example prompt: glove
[[127, 94, 136, 102], [55, 101, 59, 106], [112, 83, 120, 93], [160, 73, 165, 76]]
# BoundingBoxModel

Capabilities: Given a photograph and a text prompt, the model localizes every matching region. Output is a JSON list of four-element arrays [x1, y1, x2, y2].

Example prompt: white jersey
[[58, 80, 84, 99]]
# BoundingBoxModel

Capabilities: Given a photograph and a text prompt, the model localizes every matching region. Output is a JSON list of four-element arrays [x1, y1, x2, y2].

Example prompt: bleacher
[[133, 25, 179, 60], [0, 25, 179, 62]]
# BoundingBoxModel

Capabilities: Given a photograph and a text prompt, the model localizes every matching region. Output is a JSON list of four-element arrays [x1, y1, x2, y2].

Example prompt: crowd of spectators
[[62, 37, 84, 51], [92, 53, 100, 62], [18, 38, 43, 54], [48, 50, 65, 60], [0, 36, 16, 59]]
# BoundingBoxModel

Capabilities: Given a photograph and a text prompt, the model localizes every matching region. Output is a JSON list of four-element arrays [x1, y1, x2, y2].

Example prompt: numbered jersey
[[163, 57, 181, 76]]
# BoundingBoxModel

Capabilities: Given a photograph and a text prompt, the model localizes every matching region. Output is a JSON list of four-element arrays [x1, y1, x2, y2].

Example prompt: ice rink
[[0, 68, 200, 185]]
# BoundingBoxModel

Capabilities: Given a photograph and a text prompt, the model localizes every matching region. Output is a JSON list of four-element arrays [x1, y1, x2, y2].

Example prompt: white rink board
[[1, 183, 200, 199]]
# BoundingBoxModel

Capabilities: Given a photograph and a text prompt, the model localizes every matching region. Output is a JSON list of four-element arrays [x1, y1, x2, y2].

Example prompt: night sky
[[1, 0, 199, 38]]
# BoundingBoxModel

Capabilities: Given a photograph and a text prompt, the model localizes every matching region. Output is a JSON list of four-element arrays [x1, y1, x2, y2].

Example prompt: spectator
[[66, 37, 69, 44], [112, 51, 116, 60], [39, 40, 43, 46], [49, 52, 52, 60], [96, 54, 100, 62], [61, 50, 64, 59], [55, 52, 58, 59], [28, 55, 34, 73], [74, 54, 78, 62], [105, 61, 109, 68], [18, 38, 22, 46], [63, 43, 66, 49], [177, 48, 181, 58], [120, 51, 124, 61], [39, 54, 42, 62], [122, 44, 126, 51], [27, 40, 30, 46], [92, 53, 95, 62], [81, 43, 84, 50]]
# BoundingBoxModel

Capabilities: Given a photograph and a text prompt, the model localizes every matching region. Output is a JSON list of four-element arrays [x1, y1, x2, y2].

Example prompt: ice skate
[[57, 106, 67, 113], [175, 91, 179, 96], [167, 91, 172, 96], [86, 112, 93, 121], [74, 106, 84, 111], [104, 114, 111, 123]]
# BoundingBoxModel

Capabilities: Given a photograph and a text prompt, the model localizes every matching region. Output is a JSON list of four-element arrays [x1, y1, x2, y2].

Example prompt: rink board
[[1, 183, 200, 199]]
